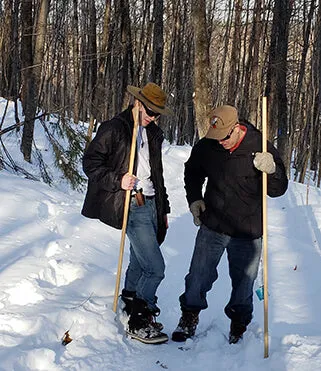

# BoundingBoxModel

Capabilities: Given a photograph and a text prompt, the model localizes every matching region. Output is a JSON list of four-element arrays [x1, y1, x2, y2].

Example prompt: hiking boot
[[148, 306, 164, 331], [171, 310, 200, 342], [119, 291, 163, 331], [127, 298, 168, 344], [228, 322, 246, 344], [115, 291, 135, 329]]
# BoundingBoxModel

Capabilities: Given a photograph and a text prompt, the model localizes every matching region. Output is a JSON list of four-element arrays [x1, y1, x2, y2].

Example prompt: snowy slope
[[1, 147, 321, 371], [1, 98, 321, 370]]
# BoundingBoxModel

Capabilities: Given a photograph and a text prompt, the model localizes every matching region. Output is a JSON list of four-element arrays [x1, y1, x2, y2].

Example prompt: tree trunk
[[120, 0, 134, 109], [21, 0, 50, 162], [96, 0, 111, 122], [265, 0, 292, 171], [150, 0, 164, 85], [227, 0, 242, 105], [72, 0, 80, 123], [20, 0, 36, 162], [192, 0, 211, 139], [289, 0, 315, 172], [239, 0, 263, 123], [88, 0, 97, 119], [310, 0, 321, 174], [0, 0, 13, 97]]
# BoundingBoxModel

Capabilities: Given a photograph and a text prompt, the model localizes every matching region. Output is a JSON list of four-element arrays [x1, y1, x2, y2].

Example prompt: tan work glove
[[253, 152, 276, 174], [189, 200, 206, 226]]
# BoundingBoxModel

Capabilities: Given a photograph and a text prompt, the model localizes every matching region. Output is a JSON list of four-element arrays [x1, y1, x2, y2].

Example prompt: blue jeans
[[124, 197, 165, 311], [180, 224, 262, 326]]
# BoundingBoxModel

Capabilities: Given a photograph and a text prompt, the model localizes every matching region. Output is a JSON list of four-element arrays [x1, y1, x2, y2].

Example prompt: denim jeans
[[124, 197, 165, 311], [180, 224, 262, 326]]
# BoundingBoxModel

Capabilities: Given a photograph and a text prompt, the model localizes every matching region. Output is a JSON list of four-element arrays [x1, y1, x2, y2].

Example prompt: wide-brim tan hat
[[127, 82, 173, 116], [206, 105, 239, 140]]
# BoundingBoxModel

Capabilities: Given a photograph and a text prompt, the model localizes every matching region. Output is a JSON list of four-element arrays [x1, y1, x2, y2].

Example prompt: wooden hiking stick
[[112, 104, 140, 313], [262, 96, 269, 358]]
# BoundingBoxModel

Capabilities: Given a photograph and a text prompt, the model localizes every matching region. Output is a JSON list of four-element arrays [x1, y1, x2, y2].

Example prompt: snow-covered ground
[[1, 99, 321, 370]]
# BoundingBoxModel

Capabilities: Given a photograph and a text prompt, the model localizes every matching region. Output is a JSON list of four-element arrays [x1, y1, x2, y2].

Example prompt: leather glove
[[189, 200, 206, 226], [253, 152, 276, 174]]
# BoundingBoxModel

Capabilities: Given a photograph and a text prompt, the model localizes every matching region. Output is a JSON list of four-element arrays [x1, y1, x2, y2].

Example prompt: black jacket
[[81, 106, 170, 244], [184, 122, 288, 239]]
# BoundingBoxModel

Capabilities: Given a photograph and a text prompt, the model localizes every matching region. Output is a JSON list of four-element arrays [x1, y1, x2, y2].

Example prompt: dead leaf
[[62, 330, 73, 346]]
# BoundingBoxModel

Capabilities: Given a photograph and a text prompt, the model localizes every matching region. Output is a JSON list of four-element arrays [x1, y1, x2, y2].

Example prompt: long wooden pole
[[112, 105, 140, 313], [262, 96, 269, 358]]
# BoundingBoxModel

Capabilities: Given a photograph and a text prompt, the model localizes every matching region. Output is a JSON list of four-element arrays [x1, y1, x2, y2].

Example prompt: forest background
[[0, 0, 320, 189]]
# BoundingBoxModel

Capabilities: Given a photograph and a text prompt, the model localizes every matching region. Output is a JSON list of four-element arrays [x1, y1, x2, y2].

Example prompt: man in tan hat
[[172, 105, 288, 344], [81, 82, 172, 344]]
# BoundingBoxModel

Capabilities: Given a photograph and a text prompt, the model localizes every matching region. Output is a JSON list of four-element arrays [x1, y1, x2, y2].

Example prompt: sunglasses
[[141, 101, 160, 118], [219, 125, 236, 142]]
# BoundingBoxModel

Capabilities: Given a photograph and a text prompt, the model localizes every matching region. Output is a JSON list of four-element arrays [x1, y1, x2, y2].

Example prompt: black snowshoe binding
[[171, 310, 199, 342], [127, 298, 168, 344]]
